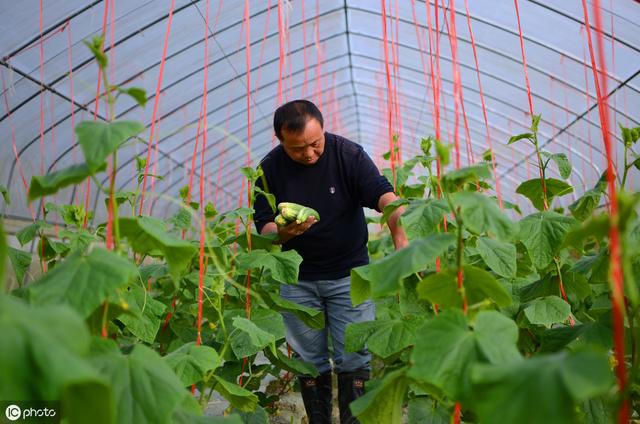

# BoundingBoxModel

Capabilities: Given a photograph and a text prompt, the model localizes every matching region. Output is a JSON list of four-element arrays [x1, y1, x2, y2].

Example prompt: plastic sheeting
[[1, 0, 638, 227]]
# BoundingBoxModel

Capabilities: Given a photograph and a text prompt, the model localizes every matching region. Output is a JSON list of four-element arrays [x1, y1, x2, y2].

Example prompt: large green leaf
[[399, 199, 449, 239], [8, 246, 32, 285], [263, 348, 318, 377], [407, 398, 449, 424], [476, 237, 517, 278], [28, 248, 138, 317], [173, 409, 243, 423], [516, 178, 574, 211], [417, 266, 512, 308], [471, 351, 614, 424], [235, 249, 302, 285], [211, 375, 258, 413], [164, 342, 221, 386], [0, 296, 112, 424], [350, 234, 456, 306], [345, 315, 424, 359], [76, 120, 144, 172], [518, 211, 577, 270], [451, 191, 516, 241], [519, 271, 590, 305], [569, 188, 603, 221], [441, 163, 492, 192], [229, 317, 276, 358], [15, 220, 47, 246], [260, 290, 324, 330], [91, 343, 191, 424], [117, 284, 167, 343], [523, 296, 572, 327], [540, 314, 612, 352], [408, 310, 520, 401], [350, 368, 408, 424], [118, 216, 198, 281], [28, 163, 104, 202]]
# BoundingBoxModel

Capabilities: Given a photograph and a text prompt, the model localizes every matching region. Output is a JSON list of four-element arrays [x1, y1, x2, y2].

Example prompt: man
[[253, 100, 407, 424]]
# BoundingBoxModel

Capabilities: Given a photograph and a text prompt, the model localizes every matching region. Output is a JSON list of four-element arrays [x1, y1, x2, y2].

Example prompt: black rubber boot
[[298, 371, 333, 424], [337, 369, 369, 424]]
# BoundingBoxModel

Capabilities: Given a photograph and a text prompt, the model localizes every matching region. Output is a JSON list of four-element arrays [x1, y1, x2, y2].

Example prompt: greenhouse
[[1, 0, 639, 423]]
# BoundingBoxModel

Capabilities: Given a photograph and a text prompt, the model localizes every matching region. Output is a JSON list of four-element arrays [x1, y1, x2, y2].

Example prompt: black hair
[[273, 99, 324, 141]]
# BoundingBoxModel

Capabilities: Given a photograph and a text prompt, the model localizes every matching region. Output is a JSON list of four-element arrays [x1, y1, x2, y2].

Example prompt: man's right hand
[[276, 216, 317, 244]]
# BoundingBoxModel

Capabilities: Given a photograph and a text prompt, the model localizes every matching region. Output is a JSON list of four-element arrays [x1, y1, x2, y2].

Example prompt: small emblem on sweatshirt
[[329, 186, 336, 194]]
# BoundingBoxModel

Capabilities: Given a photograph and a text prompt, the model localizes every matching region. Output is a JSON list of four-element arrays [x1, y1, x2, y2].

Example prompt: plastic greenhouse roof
[[1, 0, 639, 230]]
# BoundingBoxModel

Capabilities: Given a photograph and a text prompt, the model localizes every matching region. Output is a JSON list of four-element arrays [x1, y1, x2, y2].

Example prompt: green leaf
[[516, 178, 574, 211], [8, 247, 31, 285], [441, 163, 492, 192], [260, 290, 325, 330], [235, 249, 302, 285], [83, 35, 107, 69], [91, 343, 191, 423], [531, 114, 542, 133], [117, 284, 167, 343], [508, 132, 534, 145], [407, 398, 449, 424], [229, 317, 276, 358], [350, 233, 456, 305], [210, 375, 258, 413], [619, 124, 640, 147], [408, 310, 520, 401], [523, 296, 571, 327], [173, 409, 243, 423], [28, 163, 103, 202], [28, 248, 138, 317], [540, 314, 612, 352], [351, 369, 408, 424], [518, 211, 577, 269], [399, 199, 448, 239], [169, 207, 193, 231], [381, 198, 410, 224], [633, 156, 640, 171], [435, 139, 451, 166], [542, 152, 572, 179], [0, 296, 113, 423], [0, 184, 10, 204], [451, 191, 516, 241], [0, 220, 6, 282], [164, 342, 221, 386], [118, 216, 198, 281], [346, 315, 424, 359], [417, 266, 512, 308], [476, 237, 517, 278], [562, 213, 609, 252], [569, 188, 603, 221], [76, 120, 144, 172], [254, 186, 276, 214], [471, 351, 614, 424], [119, 87, 147, 108], [263, 348, 318, 377]]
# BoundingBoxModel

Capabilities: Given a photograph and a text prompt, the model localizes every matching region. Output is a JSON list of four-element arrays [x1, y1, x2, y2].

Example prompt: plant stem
[[531, 131, 549, 210]]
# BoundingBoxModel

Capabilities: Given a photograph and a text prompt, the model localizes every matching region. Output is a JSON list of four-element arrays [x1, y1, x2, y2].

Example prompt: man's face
[[280, 118, 325, 165]]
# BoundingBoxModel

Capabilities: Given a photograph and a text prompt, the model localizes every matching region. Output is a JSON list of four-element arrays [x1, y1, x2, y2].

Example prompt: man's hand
[[277, 216, 317, 243], [378, 192, 408, 250], [260, 216, 317, 244]]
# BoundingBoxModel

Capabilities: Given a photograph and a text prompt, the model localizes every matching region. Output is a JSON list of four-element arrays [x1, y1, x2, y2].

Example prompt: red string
[[453, 401, 462, 424], [277, 0, 285, 106], [66, 20, 79, 205], [2, 71, 35, 220], [581, 2, 628, 422], [314, 0, 323, 110], [463, 0, 502, 206], [84, 0, 111, 229], [244, 0, 253, 317], [196, 0, 211, 347], [105, 0, 118, 249], [380, 0, 396, 188], [301, 0, 309, 98], [138, 0, 175, 216]]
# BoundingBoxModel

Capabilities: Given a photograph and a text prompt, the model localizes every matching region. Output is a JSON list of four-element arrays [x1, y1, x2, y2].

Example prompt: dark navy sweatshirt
[[253, 132, 394, 281]]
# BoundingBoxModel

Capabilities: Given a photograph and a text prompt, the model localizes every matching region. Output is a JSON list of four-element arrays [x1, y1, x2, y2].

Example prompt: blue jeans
[[280, 276, 375, 375]]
